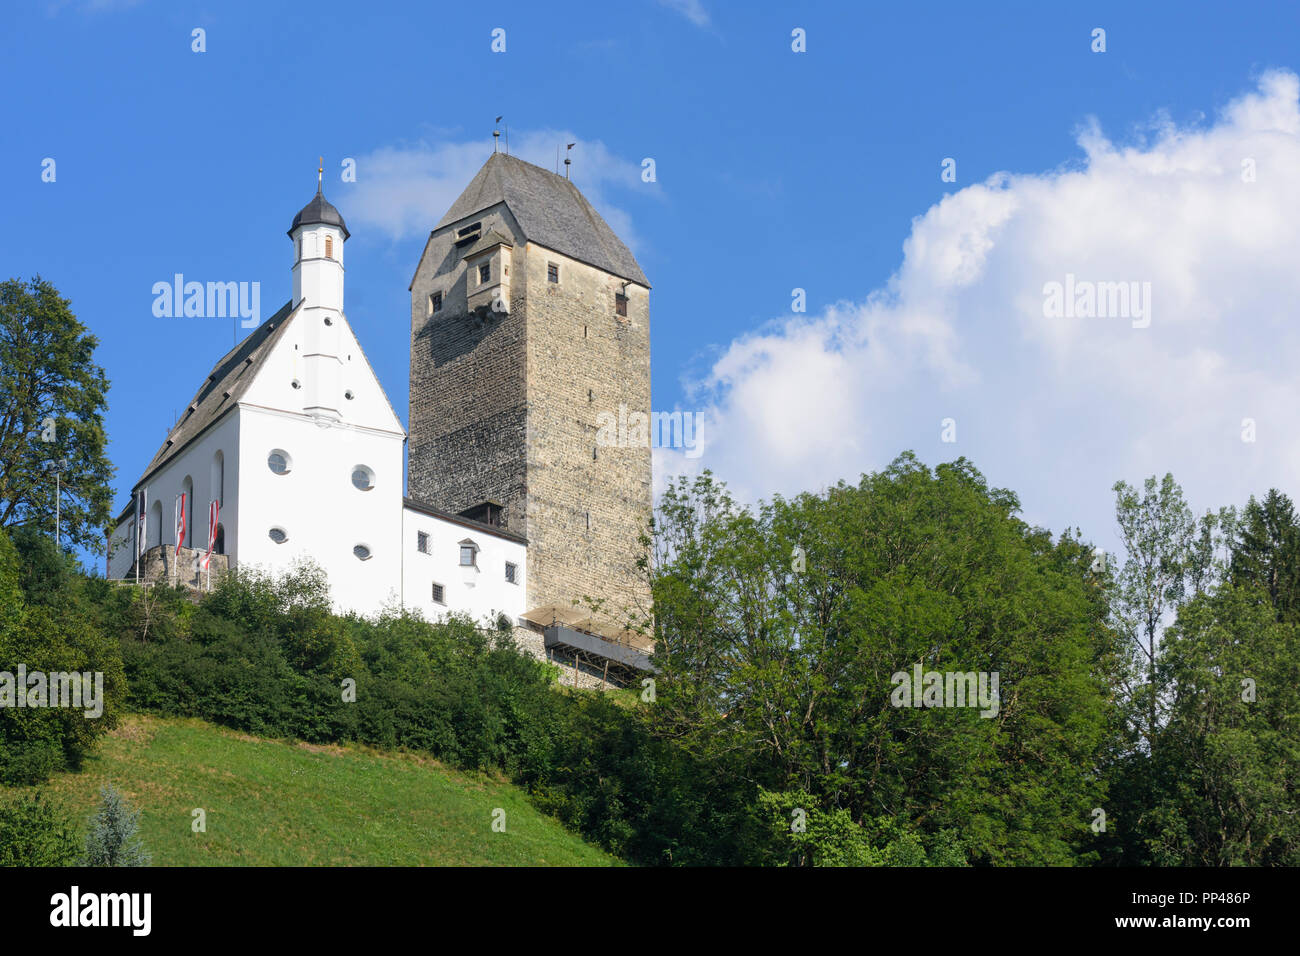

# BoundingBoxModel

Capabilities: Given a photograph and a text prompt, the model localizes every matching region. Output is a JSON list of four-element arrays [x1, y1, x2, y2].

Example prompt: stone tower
[[408, 152, 652, 625]]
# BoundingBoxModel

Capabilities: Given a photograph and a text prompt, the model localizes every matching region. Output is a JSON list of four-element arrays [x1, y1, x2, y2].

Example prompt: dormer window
[[479, 263, 491, 284], [455, 221, 482, 246], [325, 236, 334, 259]]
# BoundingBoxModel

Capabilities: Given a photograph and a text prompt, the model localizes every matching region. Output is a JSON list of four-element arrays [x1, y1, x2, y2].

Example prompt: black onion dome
[[288, 187, 350, 239]]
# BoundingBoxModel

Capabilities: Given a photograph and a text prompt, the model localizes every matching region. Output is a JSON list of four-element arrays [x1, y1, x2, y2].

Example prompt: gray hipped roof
[[436, 153, 648, 287], [131, 299, 299, 494]]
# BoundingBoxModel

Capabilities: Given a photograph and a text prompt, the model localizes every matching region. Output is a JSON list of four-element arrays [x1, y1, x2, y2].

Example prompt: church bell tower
[[288, 162, 348, 421]]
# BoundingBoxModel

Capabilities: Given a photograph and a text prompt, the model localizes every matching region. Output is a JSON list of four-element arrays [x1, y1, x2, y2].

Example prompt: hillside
[[16, 714, 617, 866]]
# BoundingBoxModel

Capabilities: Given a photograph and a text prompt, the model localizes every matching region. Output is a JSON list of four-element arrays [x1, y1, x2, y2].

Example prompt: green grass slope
[[18, 714, 617, 866]]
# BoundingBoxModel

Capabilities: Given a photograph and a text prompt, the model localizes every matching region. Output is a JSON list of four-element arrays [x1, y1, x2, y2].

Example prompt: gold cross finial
[[317, 157, 323, 191]]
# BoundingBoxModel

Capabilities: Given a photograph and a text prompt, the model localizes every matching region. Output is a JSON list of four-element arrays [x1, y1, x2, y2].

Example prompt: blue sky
[[6, 0, 1300, 566]]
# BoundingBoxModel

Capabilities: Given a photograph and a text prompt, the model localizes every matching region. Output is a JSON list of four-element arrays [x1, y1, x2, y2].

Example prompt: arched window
[[149, 500, 163, 549], [181, 476, 194, 547], [210, 450, 224, 506], [325, 235, 333, 259]]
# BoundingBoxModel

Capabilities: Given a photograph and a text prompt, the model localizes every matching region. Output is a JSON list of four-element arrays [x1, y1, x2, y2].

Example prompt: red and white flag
[[174, 492, 187, 559], [202, 499, 219, 570]]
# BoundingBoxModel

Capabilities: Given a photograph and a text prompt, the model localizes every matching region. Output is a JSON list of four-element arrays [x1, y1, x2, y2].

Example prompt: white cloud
[[658, 70, 1300, 555], [344, 131, 646, 253], [657, 0, 710, 28]]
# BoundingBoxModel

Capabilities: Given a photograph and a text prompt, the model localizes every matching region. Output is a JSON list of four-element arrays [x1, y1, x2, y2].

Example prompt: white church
[[106, 177, 528, 629]]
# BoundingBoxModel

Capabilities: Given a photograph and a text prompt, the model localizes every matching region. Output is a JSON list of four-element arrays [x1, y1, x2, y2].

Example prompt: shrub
[[0, 792, 81, 866]]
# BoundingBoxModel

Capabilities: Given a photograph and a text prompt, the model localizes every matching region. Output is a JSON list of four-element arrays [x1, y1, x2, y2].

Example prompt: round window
[[351, 466, 374, 491], [268, 450, 292, 475], [268, 527, 288, 544], [353, 544, 371, 561], [344, 389, 355, 400]]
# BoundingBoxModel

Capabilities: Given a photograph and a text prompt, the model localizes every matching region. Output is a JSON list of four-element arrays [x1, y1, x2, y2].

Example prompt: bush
[[0, 792, 81, 866]]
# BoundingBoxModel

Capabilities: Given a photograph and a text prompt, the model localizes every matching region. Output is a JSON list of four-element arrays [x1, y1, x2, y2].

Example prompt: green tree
[[0, 277, 114, 553], [1110, 475, 1233, 745], [0, 526, 126, 785], [1229, 489, 1300, 622], [648, 455, 1124, 865], [83, 784, 150, 866], [1145, 585, 1300, 864]]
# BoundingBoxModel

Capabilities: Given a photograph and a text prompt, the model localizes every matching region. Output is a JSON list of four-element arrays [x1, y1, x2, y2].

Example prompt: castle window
[[459, 542, 478, 567], [324, 317, 333, 326], [431, 291, 442, 313], [344, 389, 354, 400], [547, 263, 559, 283], [268, 450, 292, 475], [268, 527, 288, 545], [505, 562, 517, 584], [431, 582, 445, 604], [616, 293, 628, 317], [479, 262, 491, 284], [417, 531, 429, 554], [353, 544, 372, 561], [325, 236, 334, 259], [351, 465, 374, 491]]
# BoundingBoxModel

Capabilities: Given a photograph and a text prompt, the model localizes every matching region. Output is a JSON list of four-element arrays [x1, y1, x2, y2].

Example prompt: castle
[[108, 151, 655, 683]]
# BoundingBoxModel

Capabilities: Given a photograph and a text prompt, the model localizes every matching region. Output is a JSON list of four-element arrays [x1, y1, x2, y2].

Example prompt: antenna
[[565, 142, 575, 179]]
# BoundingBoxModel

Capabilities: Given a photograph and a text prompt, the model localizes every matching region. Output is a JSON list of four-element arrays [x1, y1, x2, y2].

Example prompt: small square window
[[431, 582, 445, 604], [417, 531, 429, 554], [460, 544, 477, 566], [615, 293, 628, 317], [547, 263, 559, 283], [505, 562, 517, 584], [479, 263, 491, 284], [431, 292, 442, 313]]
